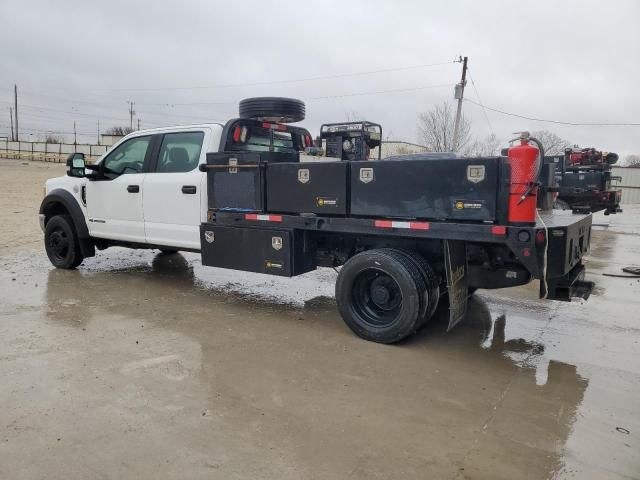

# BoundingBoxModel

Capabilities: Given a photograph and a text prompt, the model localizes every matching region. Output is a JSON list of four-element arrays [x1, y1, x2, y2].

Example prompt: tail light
[[262, 122, 287, 131], [535, 230, 546, 245], [305, 135, 312, 147], [232, 126, 248, 143]]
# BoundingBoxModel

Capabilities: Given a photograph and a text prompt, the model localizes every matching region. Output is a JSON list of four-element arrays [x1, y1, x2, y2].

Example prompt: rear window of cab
[[225, 121, 312, 154]]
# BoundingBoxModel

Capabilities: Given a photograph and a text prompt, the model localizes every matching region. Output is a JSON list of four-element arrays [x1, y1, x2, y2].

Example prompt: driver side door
[[86, 135, 153, 242]]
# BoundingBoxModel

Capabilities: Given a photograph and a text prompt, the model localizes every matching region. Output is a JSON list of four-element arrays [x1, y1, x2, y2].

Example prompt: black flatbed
[[212, 209, 590, 242]]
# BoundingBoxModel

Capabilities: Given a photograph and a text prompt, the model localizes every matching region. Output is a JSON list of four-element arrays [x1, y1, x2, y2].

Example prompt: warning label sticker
[[454, 200, 485, 210], [316, 197, 338, 207]]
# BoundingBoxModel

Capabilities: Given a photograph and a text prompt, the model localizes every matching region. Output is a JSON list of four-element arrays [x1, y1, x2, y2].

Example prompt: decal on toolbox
[[298, 168, 310, 184], [454, 200, 485, 210], [228, 158, 238, 174], [272, 236, 283, 250], [204, 231, 215, 243], [466, 165, 486, 183], [359, 167, 374, 184], [316, 197, 338, 207]]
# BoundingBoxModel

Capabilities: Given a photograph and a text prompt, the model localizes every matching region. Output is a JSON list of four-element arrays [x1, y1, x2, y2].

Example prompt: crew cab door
[[86, 135, 153, 242], [142, 130, 207, 250]]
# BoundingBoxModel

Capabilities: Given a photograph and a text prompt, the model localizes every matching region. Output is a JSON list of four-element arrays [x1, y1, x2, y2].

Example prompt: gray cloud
[[1, 0, 638, 156]]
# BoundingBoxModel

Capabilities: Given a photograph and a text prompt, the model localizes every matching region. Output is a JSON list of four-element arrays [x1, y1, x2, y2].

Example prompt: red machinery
[[567, 147, 618, 166]]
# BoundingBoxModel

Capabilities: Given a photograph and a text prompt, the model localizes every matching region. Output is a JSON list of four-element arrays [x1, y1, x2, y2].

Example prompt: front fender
[[40, 189, 95, 257]]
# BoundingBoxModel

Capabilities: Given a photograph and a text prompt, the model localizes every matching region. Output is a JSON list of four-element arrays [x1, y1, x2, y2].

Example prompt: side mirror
[[66, 153, 86, 178]]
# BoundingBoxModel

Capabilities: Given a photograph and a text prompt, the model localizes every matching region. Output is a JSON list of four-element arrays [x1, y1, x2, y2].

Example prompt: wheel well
[[42, 202, 71, 226]]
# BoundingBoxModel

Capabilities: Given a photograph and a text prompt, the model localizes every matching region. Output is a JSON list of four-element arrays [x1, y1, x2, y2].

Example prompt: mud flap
[[444, 240, 468, 331]]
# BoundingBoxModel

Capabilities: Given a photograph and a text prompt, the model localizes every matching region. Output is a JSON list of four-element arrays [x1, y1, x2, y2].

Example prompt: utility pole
[[128, 101, 135, 130], [97, 120, 101, 145], [452, 56, 468, 152], [9, 107, 14, 141], [137, 118, 141, 130], [73, 121, 77, 145], [14, 84, 19, 141]]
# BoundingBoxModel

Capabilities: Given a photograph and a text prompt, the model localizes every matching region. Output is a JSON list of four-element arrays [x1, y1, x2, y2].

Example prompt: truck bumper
[[544, 263, 594, 301]]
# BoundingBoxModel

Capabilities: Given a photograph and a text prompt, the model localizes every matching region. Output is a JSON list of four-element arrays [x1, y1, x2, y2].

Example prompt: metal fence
[[0, 139, 109, 164], [611, 166, 640, 204]]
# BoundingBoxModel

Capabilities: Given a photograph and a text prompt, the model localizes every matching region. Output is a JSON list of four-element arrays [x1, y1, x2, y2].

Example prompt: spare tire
[[239, 97, 305, 123]]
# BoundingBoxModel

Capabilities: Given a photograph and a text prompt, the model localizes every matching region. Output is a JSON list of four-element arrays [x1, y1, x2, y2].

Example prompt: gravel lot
[[1, 158, 639, 479]]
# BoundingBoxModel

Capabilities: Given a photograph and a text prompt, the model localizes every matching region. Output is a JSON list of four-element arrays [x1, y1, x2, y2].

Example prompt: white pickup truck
[[40, 97, 594, 344]]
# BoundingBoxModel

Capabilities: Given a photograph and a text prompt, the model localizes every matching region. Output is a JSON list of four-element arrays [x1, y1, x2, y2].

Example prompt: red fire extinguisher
[[507, 132, 544, 225]]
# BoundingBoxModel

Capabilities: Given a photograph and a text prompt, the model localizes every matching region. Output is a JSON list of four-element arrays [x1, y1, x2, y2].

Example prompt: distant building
[[379, 141, 428, 158], [100, 134, 124, 147]]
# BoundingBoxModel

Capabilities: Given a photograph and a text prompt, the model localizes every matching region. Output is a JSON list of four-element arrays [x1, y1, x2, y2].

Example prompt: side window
[[156, 132, 204, 173], [102, 136, 151, 175]]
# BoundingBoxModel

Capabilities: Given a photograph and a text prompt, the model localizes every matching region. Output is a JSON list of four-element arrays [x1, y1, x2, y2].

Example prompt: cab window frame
[[100, 134, 153, 178], [151, 131, 206, 174]]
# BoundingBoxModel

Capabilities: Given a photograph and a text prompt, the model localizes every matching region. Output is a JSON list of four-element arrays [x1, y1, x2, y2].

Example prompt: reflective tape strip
[[374, 220, 429, 230], [245, 214, 283, 222]]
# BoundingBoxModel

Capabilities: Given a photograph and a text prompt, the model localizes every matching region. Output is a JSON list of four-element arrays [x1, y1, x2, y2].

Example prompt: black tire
[[554, 199, 570, 211], [159, 249, 178, 255], [397, 250, 440, 322], [335, 249, 423, 344], [239, 97, 305, 123], [44, 214, 84, 269]]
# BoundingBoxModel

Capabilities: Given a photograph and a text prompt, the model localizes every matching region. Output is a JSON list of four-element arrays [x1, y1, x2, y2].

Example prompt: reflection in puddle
[[2, 248, 594, 478]]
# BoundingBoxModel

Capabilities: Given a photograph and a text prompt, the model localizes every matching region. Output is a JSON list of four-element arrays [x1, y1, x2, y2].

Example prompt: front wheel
[[335, 249, 424, 344], [44, 214, 84, 269]]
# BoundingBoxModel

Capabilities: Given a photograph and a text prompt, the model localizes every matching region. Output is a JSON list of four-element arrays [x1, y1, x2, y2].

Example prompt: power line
[[153, 83, 455, 107], [466, 68, 494, 135], [33, 60, 457, 93], [307, 83, 453, 101], [464, 98, 640, 126]]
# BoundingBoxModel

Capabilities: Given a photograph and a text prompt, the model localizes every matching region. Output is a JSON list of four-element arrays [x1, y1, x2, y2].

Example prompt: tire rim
[[47, 228, 69, 262], [351, 269, 403, 327]]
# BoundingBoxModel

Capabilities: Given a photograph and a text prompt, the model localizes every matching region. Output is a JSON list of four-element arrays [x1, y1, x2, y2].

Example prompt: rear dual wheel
[[335, 249, 439, 344]]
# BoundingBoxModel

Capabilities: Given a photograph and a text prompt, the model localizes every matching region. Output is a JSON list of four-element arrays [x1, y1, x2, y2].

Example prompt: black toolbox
[[350, 156, 508, 221], [200, 224, 316, 277], [266, 161, 349, 215], [205, 152, 298, 212]]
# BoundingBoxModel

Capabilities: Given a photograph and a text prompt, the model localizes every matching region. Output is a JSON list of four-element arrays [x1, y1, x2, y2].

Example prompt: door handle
[[182, 185, 197, 194], [127, 185, 140, 193]]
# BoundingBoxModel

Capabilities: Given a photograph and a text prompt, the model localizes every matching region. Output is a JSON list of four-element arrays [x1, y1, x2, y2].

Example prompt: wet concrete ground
[[0, 160, 639, 479]]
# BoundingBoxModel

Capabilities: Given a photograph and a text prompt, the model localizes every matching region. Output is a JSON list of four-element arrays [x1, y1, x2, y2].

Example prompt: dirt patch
[[0, 158, 66, 255]]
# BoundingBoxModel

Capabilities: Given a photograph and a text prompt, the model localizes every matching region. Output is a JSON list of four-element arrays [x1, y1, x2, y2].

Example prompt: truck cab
[[43, 124, 222, 252]]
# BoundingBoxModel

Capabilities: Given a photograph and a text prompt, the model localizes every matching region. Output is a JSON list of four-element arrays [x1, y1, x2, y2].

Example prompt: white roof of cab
[[132, 123, 225, 136]]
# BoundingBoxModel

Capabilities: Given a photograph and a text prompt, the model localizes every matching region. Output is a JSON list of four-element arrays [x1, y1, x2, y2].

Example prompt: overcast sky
[[1, 0, 638, 157]]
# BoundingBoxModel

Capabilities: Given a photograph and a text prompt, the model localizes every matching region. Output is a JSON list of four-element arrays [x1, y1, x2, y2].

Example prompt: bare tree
[[344, 111, 362, 122], [531, 130, 571, 155], [463, 133, 501, 157], [624, 154, 640, 167], [417, 102, 471, 152], [105, 126, 135, 136], [44, 134, 62, 144]]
